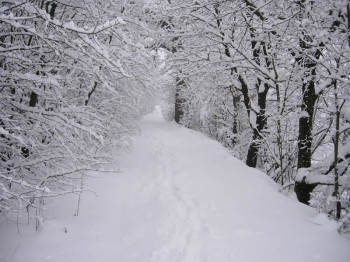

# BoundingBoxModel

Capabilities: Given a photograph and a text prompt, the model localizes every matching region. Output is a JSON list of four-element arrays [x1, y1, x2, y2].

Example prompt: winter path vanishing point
[[0, 106, 349, 262]]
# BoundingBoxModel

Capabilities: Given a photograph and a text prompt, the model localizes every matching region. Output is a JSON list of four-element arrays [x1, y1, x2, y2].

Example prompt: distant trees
[[0, 0, 157, 220], [1, 0, 348, 232], [158, 0, 350, 230]]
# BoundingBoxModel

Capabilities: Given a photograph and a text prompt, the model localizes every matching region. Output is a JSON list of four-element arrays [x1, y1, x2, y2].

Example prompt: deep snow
[[0, 107, 349, 262]]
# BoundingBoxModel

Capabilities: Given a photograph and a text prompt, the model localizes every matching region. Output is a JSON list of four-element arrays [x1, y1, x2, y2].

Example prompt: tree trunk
[[297, 72, 317, 170], [295, 72, 318, 204], [230, 87, 240, 146], [294, 0, 321, 205], [245, 31, 270, 168], [174, 77, 184, 123], [29, 91, 38, 107], [158, 18, 185, 124], [246, 83, 269, 167], [294, 50, 319, 204]]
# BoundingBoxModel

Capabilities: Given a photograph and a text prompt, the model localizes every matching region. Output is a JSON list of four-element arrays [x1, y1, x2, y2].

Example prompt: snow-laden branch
[[53, 17, 127, 34], [295, 168, 350, 186]]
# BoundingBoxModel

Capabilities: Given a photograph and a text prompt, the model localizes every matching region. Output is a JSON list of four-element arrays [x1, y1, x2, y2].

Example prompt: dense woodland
[[0, 0, 158, 224], [1, 1, 350, 233]]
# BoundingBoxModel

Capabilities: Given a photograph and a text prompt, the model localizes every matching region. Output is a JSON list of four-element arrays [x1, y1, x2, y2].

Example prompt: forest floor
[[0, 107, 349, 262]]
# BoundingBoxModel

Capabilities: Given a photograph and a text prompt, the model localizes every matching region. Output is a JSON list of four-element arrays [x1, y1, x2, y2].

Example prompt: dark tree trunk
[[245, 27, 270, 168], [294, 0, 322, 205], [295, 69, 319, 204], [246, 130, 260, 168], [297, 76, 317, 169], [229, 87, 240, 146], [246, 83, 269, 167], [174, 77, 185, 123], [29, 91, 38, 107], [294, 1, 320, 204], [46, 2, 57, 19]]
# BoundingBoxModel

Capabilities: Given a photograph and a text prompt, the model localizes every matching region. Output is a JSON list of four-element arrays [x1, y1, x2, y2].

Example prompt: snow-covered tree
[[0, 0, 157, 219], [158, 0, 350, 229]]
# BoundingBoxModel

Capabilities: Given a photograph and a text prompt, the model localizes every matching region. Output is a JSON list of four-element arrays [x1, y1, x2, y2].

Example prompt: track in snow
[[146, 129, 204, 262], [0, 107, 349, 262]]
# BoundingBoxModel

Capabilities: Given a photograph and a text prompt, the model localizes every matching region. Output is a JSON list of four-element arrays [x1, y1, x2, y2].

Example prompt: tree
[[0, 0, 157, 221], [159, 0, 350, 227], [293, 0, 350, 208]]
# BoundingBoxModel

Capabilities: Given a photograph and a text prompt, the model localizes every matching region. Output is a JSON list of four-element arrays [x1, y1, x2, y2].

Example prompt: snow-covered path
[[1, 107, 349, 262]]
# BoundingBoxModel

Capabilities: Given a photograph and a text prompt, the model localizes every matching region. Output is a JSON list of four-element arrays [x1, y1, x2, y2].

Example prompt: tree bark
[[174, 77, 184, 123], [246, 83, 269, 167], [294, 0, 320, 204]]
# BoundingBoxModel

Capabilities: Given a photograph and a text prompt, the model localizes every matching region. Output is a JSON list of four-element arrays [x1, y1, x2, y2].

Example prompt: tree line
[[157, 0, 350, 232], [1, 0, 349, 234], [0, 0, 157, 225]]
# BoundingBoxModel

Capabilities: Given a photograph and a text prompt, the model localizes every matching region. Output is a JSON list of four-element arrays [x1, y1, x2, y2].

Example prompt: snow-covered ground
[[1, 107, 349, 262]]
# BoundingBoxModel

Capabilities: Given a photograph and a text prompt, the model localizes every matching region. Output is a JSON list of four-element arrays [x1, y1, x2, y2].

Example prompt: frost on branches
[[157, 0, 350, 232], [0, 0, 157, 221]]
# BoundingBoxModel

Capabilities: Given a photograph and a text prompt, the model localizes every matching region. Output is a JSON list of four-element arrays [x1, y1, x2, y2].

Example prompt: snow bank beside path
[[0, 107, 349, 262]]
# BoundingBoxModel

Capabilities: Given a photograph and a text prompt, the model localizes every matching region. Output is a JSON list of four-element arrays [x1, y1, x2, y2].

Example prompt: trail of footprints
[[149, 132, 205, 262]]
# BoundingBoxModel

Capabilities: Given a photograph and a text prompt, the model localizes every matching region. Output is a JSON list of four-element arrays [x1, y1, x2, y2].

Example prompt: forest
[[0, 0, 350, 236]]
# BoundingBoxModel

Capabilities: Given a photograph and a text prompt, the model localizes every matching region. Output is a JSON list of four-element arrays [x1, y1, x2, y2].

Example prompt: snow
[[0, 107, 349, 262], [343, 106, 350, 122], [295, 168, 350, 186], [60, 18, 126, 34], [300, 110, 310, 118]]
